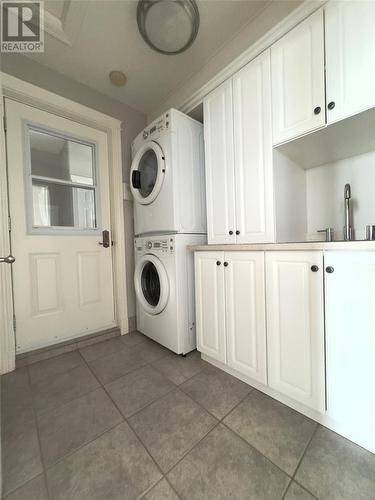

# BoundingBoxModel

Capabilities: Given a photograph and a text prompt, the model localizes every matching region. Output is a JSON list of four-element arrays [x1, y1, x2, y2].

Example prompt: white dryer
[[134, 233, 206, 354], [130, 109, 206, 236]]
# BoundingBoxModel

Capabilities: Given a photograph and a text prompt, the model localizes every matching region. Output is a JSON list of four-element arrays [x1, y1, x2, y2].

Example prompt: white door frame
[[0, 72, 129, 374]]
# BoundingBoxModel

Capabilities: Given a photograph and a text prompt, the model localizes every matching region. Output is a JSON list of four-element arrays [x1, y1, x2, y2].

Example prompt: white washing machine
[[130, 109, 206, 236], [134, 233, 206, 354]]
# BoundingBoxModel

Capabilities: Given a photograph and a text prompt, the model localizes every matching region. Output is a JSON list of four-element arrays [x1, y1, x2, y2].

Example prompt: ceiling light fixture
[[137, 0, 200, 55], [109, 70, 127, 86]]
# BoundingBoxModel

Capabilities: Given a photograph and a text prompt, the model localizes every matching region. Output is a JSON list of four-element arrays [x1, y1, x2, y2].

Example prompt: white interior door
[[6, 99, 115, 353]]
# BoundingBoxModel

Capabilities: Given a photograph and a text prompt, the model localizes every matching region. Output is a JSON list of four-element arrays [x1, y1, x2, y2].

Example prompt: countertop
[[189, 241, 375, 251]]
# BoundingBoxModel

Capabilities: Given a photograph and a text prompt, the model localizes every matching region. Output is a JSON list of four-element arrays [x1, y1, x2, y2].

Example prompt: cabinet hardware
[[328, 101, 335, 110], [224, 262, 229, 267], [314, 106, 321, 115], [216, 261, 221, 266], [311, 265, 319, 272], [236, 230, 240, 235], [326, 266, 334, 273], [229, 230, 233, 235]]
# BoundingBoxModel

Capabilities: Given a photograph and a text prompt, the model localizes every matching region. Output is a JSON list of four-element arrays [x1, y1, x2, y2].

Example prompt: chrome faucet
[[344, 183, 354, 241]]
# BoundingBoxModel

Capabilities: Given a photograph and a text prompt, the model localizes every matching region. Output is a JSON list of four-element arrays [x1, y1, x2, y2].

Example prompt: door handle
[[132, 170, 141, 189], [0, 255, 15, 264], [99, 230, 112, 248]]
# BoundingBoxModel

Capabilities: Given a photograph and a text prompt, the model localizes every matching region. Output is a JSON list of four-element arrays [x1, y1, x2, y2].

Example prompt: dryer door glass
[[141, 261, 160, 306], [138, 149, 158, 198]]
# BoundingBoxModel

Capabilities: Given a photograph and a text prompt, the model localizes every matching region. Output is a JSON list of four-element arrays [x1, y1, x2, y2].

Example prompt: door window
[[141, 261, 160, 306], [26, 126, 99, 232]]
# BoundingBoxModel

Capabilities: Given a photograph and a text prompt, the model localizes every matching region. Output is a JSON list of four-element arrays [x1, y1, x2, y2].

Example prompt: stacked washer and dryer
[[130, 109, 207, 355]]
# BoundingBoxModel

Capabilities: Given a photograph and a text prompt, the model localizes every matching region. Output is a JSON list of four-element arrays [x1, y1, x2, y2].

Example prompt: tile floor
[[1, 331, 375, 500]]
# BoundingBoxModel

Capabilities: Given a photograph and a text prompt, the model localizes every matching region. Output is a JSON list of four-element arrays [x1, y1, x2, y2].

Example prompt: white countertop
[[189, 241, 375, 251]]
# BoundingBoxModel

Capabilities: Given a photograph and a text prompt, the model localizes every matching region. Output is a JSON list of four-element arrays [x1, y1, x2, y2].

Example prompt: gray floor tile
[[2, 418, 43, 497], [142, 478, 180, 500], [32, 363, 100, 415], [38, 387, 123, 466], [46, 421, 162, 500], [152, 350, 208, 385], [180, 366, 251, 419], [106, 365, 175, 418], [284, 482, 316, 500], [28, 351, 83, 385], [295, 426, 375, 500], [3, 474, 48, 500], [79, 337, 125, 362], [168, 424, 289, 500], [22, 343, 77, 367], [129, 389, 217, 472], [224, 390, 317, 475], [120, 330, 148, 348], [131, 339, 170, 363], [87, 347, 147, 384]]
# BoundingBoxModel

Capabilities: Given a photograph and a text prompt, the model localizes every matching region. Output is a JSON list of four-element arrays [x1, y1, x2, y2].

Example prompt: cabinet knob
[[229, 230, 233, 235], [326, 266, 334, 274], [224, 262, 229, 267], [314, 106, 321, 115], [311, 265, 319, 272], [328, 101, 335, 110], [236, 230, 240, 235], [216, 261, 221, 266]]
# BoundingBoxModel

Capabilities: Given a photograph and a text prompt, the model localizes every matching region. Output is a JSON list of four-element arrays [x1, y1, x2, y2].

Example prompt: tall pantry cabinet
[[203, 50, 275, 245]]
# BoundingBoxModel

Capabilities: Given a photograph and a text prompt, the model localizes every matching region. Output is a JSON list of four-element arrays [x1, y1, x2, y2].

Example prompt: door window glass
[[141, 261, 160, 306], [26, 126, 98, 231], [138, 149, 158, 198]]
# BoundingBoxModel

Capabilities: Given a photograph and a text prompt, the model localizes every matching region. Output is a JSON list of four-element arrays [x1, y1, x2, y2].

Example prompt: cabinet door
[[225, 252, 267, 383], [271, 9, 325, 144], [325, 1, 375, 124], [233, 50, 275, 243], [195, 252, 226, 363], [266, 251, 325, 411], [325, 252, 375, 453], [203, 80, 236, 244]]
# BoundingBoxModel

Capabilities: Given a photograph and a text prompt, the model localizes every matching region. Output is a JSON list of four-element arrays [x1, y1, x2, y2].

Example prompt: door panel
[[195, 252, 226, 363], [271, 9, 325, 144], [225, 252, 267, 383], [6, 99, 115, 352], [266, 251, 325, 411], [233, 50, 274, 243], [325, 251, 375, 453], [325, 1, 375, 124], [203, 80, 236, 244]]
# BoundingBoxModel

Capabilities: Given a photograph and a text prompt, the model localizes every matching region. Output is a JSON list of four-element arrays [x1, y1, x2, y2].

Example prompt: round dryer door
[[134, 254, 169, 315], [130, 141, 165, 205]]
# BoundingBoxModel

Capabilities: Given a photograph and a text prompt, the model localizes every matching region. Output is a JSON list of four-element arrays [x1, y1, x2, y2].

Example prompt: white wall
[[1, 54, 146, 321], [306, 150, 375, 241]]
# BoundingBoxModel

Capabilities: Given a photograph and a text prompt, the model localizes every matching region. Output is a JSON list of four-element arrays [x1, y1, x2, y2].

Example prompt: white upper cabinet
[[271, 9, 325, 144], [233, 50, 275, 243], [225, 252, 267, 383], [203, 80, 236, 244], [266, 251, 325, 412], [195, 251, 226, 363], [325, 1, 375, 124]]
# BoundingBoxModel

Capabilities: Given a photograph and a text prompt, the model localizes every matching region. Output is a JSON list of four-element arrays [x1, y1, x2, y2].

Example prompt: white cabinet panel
[[203, 81, 236, 244], [266, 251, 325, 411], [195, 252, 226, 363], [325, 252, 375, 453], [233, 50, 275, 243], [225, 252, 267, 383], [325, 1, 375, 124], [271, 9, 325, 144]]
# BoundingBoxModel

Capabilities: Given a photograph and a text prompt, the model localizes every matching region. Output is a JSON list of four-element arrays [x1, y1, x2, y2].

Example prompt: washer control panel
[[135, 236, 174, 254]]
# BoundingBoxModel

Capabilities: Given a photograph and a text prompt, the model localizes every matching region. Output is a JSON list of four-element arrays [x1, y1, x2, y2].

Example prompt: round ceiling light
[[137, 0, 200, 55], [109, 70, 127, 86]]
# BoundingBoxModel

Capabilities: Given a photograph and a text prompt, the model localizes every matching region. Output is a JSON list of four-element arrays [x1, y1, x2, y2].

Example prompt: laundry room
[[0, 1, 375, 499]]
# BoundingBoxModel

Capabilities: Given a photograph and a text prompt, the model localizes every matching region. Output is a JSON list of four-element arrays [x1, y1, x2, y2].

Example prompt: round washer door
[[134, 254, 169, 315], [130, 141, 165, 205]]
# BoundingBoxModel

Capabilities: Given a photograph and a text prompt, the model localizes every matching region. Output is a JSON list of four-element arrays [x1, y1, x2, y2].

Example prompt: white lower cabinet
[[265, 251, 325, 412], [325, 251, 375, 453], [195, 251, 267, 383]]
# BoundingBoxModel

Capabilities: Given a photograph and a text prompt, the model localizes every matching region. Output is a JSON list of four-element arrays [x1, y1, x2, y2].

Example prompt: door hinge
[[3, 115, 6, 133], [8, 215, 11, 232], [13, 314, 16, 332]]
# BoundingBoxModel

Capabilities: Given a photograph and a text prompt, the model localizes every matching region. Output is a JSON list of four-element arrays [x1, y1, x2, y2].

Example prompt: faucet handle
[[318, 228, 334, 242]]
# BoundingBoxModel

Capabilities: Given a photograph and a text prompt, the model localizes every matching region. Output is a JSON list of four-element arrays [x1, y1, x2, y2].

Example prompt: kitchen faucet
[[344, 183, 354, 241]]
